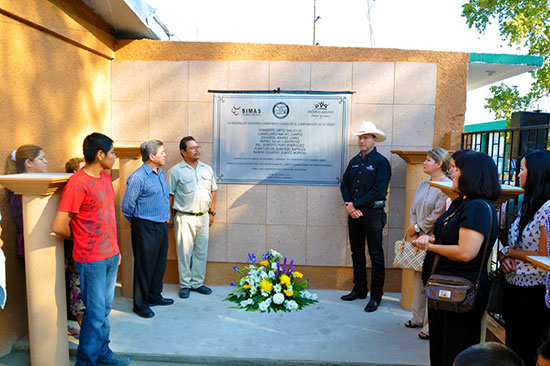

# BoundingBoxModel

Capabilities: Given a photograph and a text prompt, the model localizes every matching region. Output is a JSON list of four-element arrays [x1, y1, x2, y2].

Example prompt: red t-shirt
[[58, 169, 119, 263]]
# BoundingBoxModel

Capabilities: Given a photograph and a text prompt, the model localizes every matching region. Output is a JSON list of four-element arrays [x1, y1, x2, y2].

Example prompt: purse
[[487, 267, 505, 315], [393, 234, 426, 271], [425, 200, 493, 313]]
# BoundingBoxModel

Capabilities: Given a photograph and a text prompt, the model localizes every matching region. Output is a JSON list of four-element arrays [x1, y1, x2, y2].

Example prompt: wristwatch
[[208, 210, 216, 216], [414, 224, 421, 233], [500, 246, 511, 256]]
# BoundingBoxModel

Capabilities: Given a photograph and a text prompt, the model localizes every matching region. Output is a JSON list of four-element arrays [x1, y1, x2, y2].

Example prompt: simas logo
[[232, 104, 261, 116], [314, 101, 329, 109], [231, 104, 241, 116]]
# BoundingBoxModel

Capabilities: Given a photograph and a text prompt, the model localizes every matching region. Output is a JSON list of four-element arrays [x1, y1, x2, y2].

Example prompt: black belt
[[179, 211, 206, 216]]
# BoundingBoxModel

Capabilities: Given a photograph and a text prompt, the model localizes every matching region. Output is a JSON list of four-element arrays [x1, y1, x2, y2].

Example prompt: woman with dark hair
[[499, 149, 550, 366], [8, 145, 48, 258], [412, 151, 500, 366]]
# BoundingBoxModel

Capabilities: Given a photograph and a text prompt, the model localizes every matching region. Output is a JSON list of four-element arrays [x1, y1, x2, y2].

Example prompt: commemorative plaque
[[213, 92, 350, 185]]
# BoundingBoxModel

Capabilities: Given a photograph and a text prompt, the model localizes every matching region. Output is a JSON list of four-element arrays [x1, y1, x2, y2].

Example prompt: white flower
[[268, 270, 275, 279], [286, 285, 293, 292], [270, 249, 282, 259], [273, 284, 282, 293], [240, 298, 254, 307], [273, 292, 285, 305], [300, 290, 318, 301], [260, 271, 268, 279], [249, 286, 257, 295], [258, 301, 269, 312], [248, 269, 257, 277], [271, 262, 278, 269], [258, 298, 272, 312], [261, 290, 270, 297], [284, 300, 298, 311]]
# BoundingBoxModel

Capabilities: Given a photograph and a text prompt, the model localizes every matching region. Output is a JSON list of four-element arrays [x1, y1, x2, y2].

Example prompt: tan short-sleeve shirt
[[169, 160, 217, 214]]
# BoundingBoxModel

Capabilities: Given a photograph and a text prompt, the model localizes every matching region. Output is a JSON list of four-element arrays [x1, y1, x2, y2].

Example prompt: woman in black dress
[[412, 151, 501, 366]]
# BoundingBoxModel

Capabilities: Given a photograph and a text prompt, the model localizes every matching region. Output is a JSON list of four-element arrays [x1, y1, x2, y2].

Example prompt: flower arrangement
[[225, 249, 319, 312]]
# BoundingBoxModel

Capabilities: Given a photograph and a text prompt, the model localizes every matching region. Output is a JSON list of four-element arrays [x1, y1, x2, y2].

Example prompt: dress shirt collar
[[179, 159, 204, 170], [357, 146, 378, 159], [142, 162, 161, 176]]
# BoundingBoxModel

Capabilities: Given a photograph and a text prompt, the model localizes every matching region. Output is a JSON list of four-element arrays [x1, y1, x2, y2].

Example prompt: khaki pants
[[173, 212, 209, 288], [411, 270, 429, 335]]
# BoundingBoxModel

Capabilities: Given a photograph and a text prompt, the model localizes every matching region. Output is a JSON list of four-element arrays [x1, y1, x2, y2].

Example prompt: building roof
[[81, 0, 171, 40], [468, 53, 543, 91]]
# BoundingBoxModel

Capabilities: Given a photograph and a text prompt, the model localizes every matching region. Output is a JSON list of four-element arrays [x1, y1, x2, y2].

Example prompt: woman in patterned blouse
[[499, 149, 550, 366]]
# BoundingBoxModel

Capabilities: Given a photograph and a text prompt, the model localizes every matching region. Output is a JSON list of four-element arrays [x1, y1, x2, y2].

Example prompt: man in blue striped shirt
[[121, 139, 173, 318]]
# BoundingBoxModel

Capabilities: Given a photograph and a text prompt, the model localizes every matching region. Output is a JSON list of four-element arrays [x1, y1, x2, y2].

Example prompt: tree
[[462, 0, 550, 124]]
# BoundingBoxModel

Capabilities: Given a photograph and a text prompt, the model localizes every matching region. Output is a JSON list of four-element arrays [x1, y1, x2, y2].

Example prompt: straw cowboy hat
[[352, 121, 387, 142]]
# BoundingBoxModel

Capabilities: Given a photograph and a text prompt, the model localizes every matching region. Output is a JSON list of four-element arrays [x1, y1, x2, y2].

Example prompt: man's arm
[[209, 191, 216, 227], [121, 175, 141, 224], [52, 211, 73, 239], [168, 194, 175, 226]]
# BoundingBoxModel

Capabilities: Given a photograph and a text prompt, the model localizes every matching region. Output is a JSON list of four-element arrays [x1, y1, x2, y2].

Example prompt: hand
[[500, 255, 516, 273], [411, 235, 435, 251], [350, 209, 363, 219], [406, 225, 417, 238], [209, 213, 215, 227], [345, 202, 355, 214], [118, 253, 122, 266], [168, 217, 173, 227]]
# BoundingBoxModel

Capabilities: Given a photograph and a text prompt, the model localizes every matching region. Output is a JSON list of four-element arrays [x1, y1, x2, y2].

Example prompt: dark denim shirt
[[340, 147, 391, 210]]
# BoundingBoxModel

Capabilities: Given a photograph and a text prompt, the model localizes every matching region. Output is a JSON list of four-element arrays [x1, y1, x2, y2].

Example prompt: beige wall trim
[[113, 40, 469, 148], [0, 0, 114, 60]]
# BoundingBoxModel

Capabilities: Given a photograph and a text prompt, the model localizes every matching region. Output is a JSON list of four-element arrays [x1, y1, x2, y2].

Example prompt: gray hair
[[427, 147, 451, 177], [140, 139, 164, 162]]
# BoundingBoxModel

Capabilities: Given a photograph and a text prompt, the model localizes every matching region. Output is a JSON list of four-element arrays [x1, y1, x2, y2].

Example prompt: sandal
[[404, 320, 420, 328], [418, 331, 429, 340]]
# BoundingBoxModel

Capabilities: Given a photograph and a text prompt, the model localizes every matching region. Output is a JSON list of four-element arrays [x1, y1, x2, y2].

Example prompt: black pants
[[428, 289, 489, 366], [347, 208, 386, 300], [504, 281, 550, 366], [131, 218, 169, 311]]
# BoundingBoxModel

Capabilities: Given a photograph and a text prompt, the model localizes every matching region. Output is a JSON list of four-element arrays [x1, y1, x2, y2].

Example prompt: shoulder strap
[[474, 200, 494, 286], [429, 199, 494, 284]]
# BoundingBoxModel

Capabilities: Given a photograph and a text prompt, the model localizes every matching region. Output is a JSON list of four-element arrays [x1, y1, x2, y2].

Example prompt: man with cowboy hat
[[340, 121, 391, 312]]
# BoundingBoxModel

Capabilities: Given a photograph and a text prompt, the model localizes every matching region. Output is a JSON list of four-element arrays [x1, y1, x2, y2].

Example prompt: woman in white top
[[500, 149, 550, 366], [403, 147, 451, 340]]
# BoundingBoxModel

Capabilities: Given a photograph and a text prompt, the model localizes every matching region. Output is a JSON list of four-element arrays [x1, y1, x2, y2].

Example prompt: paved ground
[[4, 284, 430, 365]]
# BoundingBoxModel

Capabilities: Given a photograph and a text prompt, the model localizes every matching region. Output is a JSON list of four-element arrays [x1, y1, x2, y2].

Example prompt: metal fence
[[461, 124, 550, 185]]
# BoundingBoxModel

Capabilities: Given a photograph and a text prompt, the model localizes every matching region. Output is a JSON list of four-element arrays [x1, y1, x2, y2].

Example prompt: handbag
[[487, 267, 505, 314], [425, 200, 493, 313], [393, 234, 426, 271]]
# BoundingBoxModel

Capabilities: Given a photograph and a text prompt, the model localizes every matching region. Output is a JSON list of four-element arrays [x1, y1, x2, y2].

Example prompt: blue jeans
[[75, 254, 119, 366]]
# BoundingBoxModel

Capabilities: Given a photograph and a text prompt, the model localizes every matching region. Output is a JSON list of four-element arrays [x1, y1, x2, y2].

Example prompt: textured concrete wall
[[111, 41, 468, 287], [0, 0, 114, 356]]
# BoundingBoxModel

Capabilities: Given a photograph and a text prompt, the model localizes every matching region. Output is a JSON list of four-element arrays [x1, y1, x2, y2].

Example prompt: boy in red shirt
[[52, 133, 130, 366]]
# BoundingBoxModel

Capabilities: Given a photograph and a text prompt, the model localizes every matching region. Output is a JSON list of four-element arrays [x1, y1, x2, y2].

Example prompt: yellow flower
[[292, 271, 303, 278], [260, 260, 269, 267], [260, 279, 273, 292], [284, 289, 294, 297], [280, 274, 291, 287], [243, 284, 251, 289]]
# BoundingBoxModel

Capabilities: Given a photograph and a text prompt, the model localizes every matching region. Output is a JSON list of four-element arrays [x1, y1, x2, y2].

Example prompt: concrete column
[[114, 146, 141, 298], [0, 173, 71, 366], [390, 151, 429, 310]]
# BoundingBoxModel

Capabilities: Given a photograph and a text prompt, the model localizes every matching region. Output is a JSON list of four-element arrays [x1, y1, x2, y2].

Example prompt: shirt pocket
[[178, 179, 195, 194], [199, 171, 213, 190]]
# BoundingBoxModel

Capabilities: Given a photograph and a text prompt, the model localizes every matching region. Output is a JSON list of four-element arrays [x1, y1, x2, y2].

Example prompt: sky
[[146, 0, 546, 124]]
